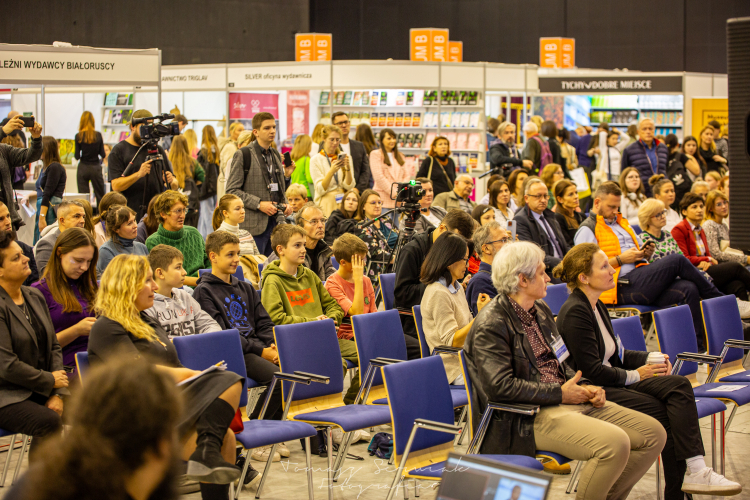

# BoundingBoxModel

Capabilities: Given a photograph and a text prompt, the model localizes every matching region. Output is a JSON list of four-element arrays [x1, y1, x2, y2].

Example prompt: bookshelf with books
[[101, 92, 135, 144]]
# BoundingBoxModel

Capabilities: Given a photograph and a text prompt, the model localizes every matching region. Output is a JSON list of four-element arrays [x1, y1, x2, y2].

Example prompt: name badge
[[335, 193, 344, 204], [269, 183, 279, 192], [616, 335, 625, 361], [551, 336, 569, 363]]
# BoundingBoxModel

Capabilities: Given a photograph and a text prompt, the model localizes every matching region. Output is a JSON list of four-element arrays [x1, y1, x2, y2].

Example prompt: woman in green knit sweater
[[145, 190, 210, 287]]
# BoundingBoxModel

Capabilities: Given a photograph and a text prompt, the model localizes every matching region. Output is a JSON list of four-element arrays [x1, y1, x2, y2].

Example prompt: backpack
[[367, 432, 393, 459], [531, 136, 553, 172], [198, 151, 219, 201]]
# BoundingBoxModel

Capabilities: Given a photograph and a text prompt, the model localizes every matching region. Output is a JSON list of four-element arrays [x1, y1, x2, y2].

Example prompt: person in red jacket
[[672, 192, 750, 301]]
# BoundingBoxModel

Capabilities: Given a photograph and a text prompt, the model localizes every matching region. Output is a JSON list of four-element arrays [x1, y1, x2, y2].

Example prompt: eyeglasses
[[716, 201, 729, 208], [333, 120, 350, 127], [527, 193, 550, 200], [301, 217, 327, 226], [487, 237, 512, 246], [170, 209, 187, 216], [651, 210, 667, 219], [368, 201, 383, 206]]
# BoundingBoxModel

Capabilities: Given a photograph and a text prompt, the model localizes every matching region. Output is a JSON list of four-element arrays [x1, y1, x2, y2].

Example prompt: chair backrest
[[258, 263, 265, 278], [75, 352, 90, 384], [542, 283, 569, 316], [352, 310, 408, 401], [199, 267, 244, 281], [273, 319, 344, 412], [379, 273, 396, 310], [331, 256, 339, 270], [412, 305, 430, 358], [382, 356, 455, 465], [612, 316, 647, 352], [458, 350, 475, 441], [631, 224, 643, 235], [702, 295, 745, 364], [653, 305, 698, 377], [173, 329, 248, 406]]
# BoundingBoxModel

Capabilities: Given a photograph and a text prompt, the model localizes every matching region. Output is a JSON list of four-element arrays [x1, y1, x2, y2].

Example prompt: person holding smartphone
[[310, 124, 354, 217], [0, 114, 43, 231]]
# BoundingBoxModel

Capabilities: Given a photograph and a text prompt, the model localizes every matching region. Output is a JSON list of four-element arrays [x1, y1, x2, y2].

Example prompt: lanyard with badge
[[260, 148, 279, 193], [550, 333, 570, 363], [616, 334, 625, 361]]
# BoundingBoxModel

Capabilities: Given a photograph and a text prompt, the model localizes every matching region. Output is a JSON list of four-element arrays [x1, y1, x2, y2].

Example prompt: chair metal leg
[[453, 407, 467, 445], [720, 410, 726, 475], [11, 436, 29, 484], [413, 478, 419, 497], [234, 450, 250, 500], [457, 415, 469, 446], [724, 404, 737, 436], [388, 452, 395, 465], [332, 431, 355, 482], [711, 414, 718, 471], [255, 443, 279, 498], [0, 434, 16, 487], [565, 461, 583, 494], [400, 478, 407, 500], [327, 427, 334, 500], [655, 456, 661, 500], [305, 437, 314, 500]]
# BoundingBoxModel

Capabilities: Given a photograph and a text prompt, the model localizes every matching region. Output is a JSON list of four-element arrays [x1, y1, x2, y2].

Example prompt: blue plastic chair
[[258, 263, 264, 278], [412, 305, 430, 358], [542, 283, 569, 316], [198, 266, 245, 281], [75, 351, 90, 385], [379, 273, 396, 310], [701, 295, 750, 382], [631, 224, 643, 235], [331, 256, 339, 270], [171, 329, 319, 499], [381, 356, 542, 500], [273, 319, 393, 498]]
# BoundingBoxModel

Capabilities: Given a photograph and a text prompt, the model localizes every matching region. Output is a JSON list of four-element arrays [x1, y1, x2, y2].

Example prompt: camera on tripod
[[133, 113, 181, 142], [391, 180, 424, 205]]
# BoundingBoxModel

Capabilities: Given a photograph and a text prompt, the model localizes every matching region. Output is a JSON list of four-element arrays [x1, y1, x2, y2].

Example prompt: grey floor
[[2, 337, 749, 499]]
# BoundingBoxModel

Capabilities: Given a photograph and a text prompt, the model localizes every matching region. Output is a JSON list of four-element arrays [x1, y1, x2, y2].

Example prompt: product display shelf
[[101, 92, 135, 144]]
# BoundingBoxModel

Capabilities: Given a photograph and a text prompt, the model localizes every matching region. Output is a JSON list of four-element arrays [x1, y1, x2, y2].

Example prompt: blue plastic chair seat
[[246, 377, 260, 389], [408, 455, 543, 477], [717, 371, 750, 382], [609, 304, 659, 314], [345, 359, 356, 370], [294, 404, 392, 432], [694, 398, 728, 418], [372, 387, 468, 408], [536, 450, 573, 466], [692, 384, 750, 405], [235, 420, 316, 450]]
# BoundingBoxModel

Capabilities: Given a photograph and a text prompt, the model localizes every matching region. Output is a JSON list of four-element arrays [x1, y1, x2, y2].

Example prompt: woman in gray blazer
[[0, 230, 68, 459]]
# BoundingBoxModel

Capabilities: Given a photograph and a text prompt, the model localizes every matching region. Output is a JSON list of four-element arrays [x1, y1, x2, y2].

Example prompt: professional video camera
[[391, 180, 424, 205], [132, 113, 181, 142]]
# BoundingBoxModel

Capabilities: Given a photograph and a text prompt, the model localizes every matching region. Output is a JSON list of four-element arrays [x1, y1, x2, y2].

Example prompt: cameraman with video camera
[[108, 110, 178, 219]]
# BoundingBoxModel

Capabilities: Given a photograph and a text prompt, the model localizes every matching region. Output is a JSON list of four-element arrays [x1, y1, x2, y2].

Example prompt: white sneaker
[[276, 442, 290, 458], [736, 298, 750, 319], [251, 445, 281, 463], [682, 467, 742, 495]]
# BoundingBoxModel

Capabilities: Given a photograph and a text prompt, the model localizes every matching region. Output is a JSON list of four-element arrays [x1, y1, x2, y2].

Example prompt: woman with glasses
[[310, 125, 355, 217], [144, 190, 211, 288], [420, 232, 490, 383], [354, 189, 397, 289], [704, 190, 750, 267]]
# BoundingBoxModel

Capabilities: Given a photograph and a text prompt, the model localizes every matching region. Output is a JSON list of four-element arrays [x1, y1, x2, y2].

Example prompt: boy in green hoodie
[[261, 224, 362, 407]]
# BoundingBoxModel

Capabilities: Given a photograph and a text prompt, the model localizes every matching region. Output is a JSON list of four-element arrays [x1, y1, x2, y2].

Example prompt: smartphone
[[283, 151, 292, 168], [337, 153, 346, 162], [20, 116, 35, 128], [507, 220, 517, 242]]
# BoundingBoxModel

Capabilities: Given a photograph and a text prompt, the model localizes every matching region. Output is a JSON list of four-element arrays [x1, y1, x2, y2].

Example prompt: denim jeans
[[617, 254, 723, 348]]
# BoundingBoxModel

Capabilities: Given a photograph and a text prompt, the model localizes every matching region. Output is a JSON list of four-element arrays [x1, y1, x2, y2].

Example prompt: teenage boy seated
[[144, 244, 222, 336], [260, 225, 364, 409]]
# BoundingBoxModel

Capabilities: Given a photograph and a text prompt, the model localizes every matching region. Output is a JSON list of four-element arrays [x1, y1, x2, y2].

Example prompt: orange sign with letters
[[540, 37, 575, 68], [286, 288, 314, 308], [296, 33, 332, 62], [448, 41, 463, 62], [410, 28, 450, 62], [410, 29, 431, 61]]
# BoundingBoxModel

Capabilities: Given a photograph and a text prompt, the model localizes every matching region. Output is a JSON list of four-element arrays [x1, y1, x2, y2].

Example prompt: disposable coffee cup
[[647, 352, 666, 376]]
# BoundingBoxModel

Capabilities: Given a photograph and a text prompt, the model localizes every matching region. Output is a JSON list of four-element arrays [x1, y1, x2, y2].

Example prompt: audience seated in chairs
[[619, 167, 648, 227], [136, 195, 161, 244], [554, 243, 742, 498], [465, 221, 511, 316], [552, 180, 584, 248], [32, 228, 98, 383], [420, 232, 490, 384], [0, 230, 68, 461], [649, 175, 682, 232], [703, 190, 750, 266], [145, 190, 211, 288], [96, 205, 149, 276], [34, 200, 87, 277], [0, 202, 38, 286], [88, 254, 246, 499], [574, 181, 731, 351], [91, 191, 127, 248], [324, 189, 359, 245], [212, 193, 261, 256], [463, 241, 666, 499], [4, 357, 182, 500], [487, 179, 516, 226], [432, 174, 476, 214], [471, 204, 496, 227]]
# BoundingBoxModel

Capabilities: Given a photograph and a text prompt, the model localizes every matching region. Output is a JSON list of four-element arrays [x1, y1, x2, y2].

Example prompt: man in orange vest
[[574, 181, 730, 351]]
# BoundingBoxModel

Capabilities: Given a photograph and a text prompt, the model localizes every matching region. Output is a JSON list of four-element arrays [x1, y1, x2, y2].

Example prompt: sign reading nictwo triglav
[[539, 75, 683, 94]]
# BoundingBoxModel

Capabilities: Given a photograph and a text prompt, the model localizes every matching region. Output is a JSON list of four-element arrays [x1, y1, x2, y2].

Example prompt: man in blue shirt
[[466, 221, 511, 315]]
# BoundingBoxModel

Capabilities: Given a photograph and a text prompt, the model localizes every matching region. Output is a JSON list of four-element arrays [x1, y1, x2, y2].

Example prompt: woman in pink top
[[369, 128, 416, 209]]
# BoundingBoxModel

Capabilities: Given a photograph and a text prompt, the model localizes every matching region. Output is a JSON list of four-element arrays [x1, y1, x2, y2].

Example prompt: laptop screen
[[437, 453, 550, 500]]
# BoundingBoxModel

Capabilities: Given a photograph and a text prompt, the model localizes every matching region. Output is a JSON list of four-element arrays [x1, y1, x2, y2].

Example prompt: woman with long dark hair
[[91, 191, 127, 247], [325, 189, 359, 246], [32, 228, 98, 382], [664, 133, 699, 209], [369, 128, 415, 209], [553, 179, 584, 247], [88, 255, 245, 499], [354, 123, 377, 155], [487, 179, 515, 225], [74, 111, 106, 207], [197, 125, 220, 237], [416, 136, 456, 197], [97, 205, 149, 276], [507, 168, 529, 213], [37, 137, 67, 234], [682, 135, 705, 181], [136, 195, 161, 244]]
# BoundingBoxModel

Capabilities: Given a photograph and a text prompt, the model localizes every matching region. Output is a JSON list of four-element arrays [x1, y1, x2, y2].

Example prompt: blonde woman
[[168, 135, 204, 228], [88, 255, 247, 497], [369, 128, 416, 209], [697, 125, 727, 175], [74, 111, 106, 206], [217, 122, 244, 200], [310, 125, 354, 216], [705, 171, 722, 191], [183, 128, 199, 159], [290, 134, 314, 199], [310, 123, 324, 156]]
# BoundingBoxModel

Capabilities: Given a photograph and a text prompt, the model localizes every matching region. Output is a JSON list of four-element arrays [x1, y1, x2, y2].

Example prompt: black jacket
[[394, 228, 434, 337], [324, 209, 358, 246], [347, 139, 372, 194], [416, 156, 457, 197], [556, 288, 648, 387], [553, 210, 584, 249], [489, 141, 523, 175], [464, 294, 578, 457], [514, 205, 570, 273], [548, 138, 571, 178], [192, 273, 275, 357]]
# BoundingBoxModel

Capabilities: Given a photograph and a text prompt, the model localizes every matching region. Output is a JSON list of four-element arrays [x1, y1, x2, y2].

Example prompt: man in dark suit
[[514, 178, 570, 277], [225, 112, 293, 256], [331, 112, 371, 193]]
